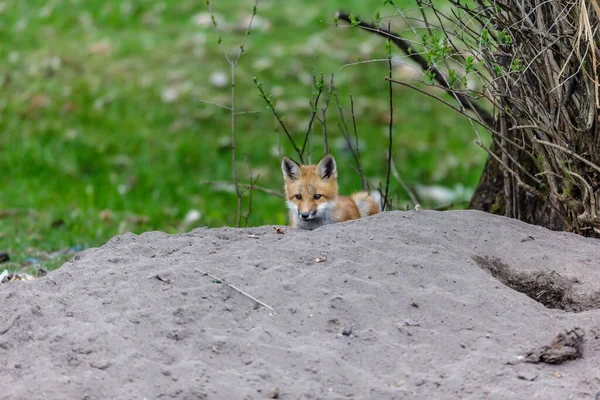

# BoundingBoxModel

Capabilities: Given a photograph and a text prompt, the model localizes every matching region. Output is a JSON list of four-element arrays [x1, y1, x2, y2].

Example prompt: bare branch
[[301, 74, 325, 159], [207, 0, 260, 227], [390, 154, 420, 207], [349, 95, 366, 190], [243, 157, 259, 228], [320, 74, 335, 154], [532, 139, 600, 174], [384, 28, 393, 211], [201, 180, 284, 198], [336, 10, 495, 127], [334, 91, 366, 188], [253, 77, 303, 163]]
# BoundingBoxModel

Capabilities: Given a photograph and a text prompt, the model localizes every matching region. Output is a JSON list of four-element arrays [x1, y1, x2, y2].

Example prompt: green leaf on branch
[[448, 69, 458, 88], [510, 58, 525, 73], [499, 29, 512, 45], [464, 55, 476, 74], [425, 70, 436, 85]]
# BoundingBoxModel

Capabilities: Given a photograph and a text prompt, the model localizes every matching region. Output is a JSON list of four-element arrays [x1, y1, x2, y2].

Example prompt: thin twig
[[195, 268, 275, 311], [234, 110, 261, 115], [334, 92, 365, 187], [253, 77, 303, 163], [383, 77, 494, 132], [321, 74, 335, 154], [201, 180, 284, 198], [207, 0, 260, 227], [350, 95, 366, 190], [230, 62, 242, 227], [333, 91, 350, 139], [243, 157, 259, 228], [384, 27, 393, 211], [532, 139, 600, 174], [301, 74, 324, 159], [195, 98, 232, 110], [567, 170, 597, 220], [336, 11, 495, 127], [389, 155, 420, 207]]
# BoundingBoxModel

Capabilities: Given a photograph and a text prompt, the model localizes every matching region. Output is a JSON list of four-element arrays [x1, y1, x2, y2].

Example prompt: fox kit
[[281, 154, 382, 230]]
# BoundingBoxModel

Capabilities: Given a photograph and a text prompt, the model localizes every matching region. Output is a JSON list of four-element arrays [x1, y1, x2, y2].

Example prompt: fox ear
[[282, 157, 301, 180], [316, 154, 337, 179]]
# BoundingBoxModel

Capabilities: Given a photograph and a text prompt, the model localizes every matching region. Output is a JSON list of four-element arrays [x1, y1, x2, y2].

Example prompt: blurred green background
[[0, 0, 487, 271]]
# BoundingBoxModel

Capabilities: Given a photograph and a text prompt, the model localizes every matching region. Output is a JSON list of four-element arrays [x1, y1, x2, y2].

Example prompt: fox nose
[[300, 212, 310, 220]]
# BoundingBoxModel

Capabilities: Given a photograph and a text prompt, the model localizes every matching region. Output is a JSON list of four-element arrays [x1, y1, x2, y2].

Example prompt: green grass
[[0, 0, 488, 272]]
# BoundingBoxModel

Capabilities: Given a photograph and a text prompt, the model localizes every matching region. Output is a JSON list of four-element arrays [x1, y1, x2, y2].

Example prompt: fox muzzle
[[299, 210, 318, 220]]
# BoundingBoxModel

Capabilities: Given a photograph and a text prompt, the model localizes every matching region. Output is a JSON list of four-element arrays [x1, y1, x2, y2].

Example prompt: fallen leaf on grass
[[0, 210, 20, 218], [99, 209, 113, 222], [88, 40, 112, 55], [125, 214, 151, 225], [26, 94, 51, 113]]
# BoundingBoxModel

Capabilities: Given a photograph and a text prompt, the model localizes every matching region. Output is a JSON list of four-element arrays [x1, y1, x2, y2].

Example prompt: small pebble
[[268, 387, 280, 399], [342, 326, 352, 336]]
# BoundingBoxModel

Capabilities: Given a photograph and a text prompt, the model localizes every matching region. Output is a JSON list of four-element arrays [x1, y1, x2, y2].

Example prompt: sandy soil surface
[[1, 210, 599, 399]]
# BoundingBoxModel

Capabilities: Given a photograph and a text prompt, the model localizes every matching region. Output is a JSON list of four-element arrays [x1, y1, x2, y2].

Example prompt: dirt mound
[[1, 210, 599, 399]]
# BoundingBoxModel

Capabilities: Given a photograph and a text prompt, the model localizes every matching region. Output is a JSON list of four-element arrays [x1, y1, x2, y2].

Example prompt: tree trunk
[[469, 139, 569, 232]]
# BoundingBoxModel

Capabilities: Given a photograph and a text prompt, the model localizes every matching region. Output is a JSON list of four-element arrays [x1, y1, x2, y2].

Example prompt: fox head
[[281, 154, 339, 223]]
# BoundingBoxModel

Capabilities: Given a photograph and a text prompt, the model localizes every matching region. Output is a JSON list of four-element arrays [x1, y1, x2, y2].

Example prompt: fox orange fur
[[281, 154, 382, 230]]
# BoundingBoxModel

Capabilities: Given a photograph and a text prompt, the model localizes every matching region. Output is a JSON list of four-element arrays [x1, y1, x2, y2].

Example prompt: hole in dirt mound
[[473, 255, 600, 313]]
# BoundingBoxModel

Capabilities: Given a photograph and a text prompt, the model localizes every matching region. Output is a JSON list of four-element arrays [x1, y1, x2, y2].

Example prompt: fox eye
[[314, 194, 322, 200], [295, 194, 302, 200]]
